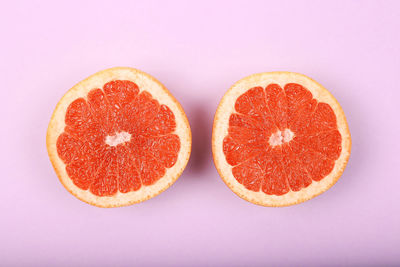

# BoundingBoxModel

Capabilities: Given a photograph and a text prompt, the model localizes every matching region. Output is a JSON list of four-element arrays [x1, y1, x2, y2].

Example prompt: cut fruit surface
[[47, 67, 191, 207], [212, 72, 351, 206]]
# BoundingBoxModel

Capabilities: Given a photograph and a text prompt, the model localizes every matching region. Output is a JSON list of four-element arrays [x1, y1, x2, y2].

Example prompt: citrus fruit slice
[[47, 67, 191, 207], [212, 72, 351, 206]]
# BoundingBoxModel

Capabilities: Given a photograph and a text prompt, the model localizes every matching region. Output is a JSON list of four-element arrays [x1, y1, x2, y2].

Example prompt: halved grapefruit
[[47, 67, 191, 207], [212, 72, 351, 206]]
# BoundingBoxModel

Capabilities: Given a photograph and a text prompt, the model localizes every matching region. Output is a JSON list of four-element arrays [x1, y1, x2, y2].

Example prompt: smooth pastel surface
[[1, 0, 399, 266]]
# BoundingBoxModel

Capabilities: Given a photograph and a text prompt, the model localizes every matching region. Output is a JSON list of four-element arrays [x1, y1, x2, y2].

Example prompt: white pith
[[268, 128, 294, 147], [105, 131, 131, 146]]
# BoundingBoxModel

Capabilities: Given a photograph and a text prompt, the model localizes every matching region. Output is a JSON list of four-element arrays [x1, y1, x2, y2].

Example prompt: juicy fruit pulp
[[223, 83, 342, 196], [56, 80, 180, 197]]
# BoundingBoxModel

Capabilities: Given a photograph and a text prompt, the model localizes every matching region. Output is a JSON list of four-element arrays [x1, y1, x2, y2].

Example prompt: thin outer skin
[[212, 71, 352, 207], [47, 67, 192, 208]]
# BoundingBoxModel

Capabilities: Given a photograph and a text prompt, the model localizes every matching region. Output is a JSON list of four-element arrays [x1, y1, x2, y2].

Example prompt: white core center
[[105, 131, 131, 146], [268, 129, 294, 147]]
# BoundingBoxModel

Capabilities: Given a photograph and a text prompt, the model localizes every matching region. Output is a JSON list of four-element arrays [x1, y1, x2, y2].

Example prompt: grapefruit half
[[212, 72, 351, 206], [47, 67, 191, 207]]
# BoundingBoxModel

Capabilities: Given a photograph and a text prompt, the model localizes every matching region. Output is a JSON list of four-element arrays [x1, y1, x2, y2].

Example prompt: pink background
[[1, 0, 400, 266]]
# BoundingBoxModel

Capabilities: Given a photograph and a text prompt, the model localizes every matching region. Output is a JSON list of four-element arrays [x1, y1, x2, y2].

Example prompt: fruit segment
[[56, 80, 180, 196], [223, 83, 342, 195]]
